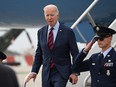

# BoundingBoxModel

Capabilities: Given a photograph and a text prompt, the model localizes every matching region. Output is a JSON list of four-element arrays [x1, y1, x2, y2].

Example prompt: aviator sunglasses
[[94, 35, 111, 41]]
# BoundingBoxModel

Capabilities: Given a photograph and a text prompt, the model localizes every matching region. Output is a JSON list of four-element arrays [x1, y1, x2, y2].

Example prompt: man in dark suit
[[70, 26, 116, 87], [25, 4, 79, 87]]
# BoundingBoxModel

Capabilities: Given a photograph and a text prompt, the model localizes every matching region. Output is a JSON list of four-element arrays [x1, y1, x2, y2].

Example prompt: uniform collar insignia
[[107, 55, 110, 57]]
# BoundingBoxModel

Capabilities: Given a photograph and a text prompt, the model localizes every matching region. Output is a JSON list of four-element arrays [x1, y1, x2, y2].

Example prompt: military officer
[[70, 25, 116, 87]]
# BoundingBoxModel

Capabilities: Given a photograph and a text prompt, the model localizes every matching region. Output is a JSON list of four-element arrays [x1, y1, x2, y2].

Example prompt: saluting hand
[[84, 39, 95, 52]]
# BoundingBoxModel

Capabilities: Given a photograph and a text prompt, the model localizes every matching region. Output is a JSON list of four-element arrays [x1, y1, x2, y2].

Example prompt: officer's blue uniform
[[73, 48, 116, 87], [72, 26, 116, 87]]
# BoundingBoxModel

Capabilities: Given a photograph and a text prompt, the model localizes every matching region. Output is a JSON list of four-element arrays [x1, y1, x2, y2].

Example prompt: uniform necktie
[[48, 28, 55, 68], [99, 53, 104, 64]]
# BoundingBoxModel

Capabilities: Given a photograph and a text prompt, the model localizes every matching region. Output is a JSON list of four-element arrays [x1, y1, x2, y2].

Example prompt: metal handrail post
[[86, 13, 97, 27]]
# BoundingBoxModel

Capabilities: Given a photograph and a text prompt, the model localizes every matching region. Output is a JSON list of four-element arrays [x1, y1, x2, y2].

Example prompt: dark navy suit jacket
[[73, 48, 116, 87], [32, 23, 79, 82]]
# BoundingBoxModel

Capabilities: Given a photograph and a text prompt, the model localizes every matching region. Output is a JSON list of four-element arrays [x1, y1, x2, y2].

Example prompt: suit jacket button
[[98, 72, 100, 75], [97, 80, 99, 82]]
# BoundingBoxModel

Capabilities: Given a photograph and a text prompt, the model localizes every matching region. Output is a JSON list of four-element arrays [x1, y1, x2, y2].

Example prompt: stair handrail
[[71, 0, 99, 29]]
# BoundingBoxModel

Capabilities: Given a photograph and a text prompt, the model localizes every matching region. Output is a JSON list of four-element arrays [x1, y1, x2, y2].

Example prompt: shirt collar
[[102, 47, 112, 58], [48, 21, 59, 31]]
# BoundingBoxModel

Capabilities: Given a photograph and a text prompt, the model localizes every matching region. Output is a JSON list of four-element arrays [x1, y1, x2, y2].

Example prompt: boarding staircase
[[70, 0, 116, 86]]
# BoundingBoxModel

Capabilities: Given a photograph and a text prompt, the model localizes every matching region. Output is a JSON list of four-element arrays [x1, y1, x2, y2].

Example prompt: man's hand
[[24, 73, 37, 83], [69, 73, 78, 85]]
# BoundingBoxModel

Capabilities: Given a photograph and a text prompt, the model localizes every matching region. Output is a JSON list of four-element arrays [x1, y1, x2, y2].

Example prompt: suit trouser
[[42, 67, 68, 87]]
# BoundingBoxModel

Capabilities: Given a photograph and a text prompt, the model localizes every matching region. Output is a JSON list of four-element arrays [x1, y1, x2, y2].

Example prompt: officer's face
[[97, 35, 112, 51]]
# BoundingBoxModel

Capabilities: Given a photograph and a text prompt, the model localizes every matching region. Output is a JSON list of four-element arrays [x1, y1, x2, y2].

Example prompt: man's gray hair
[[43, 4, 59, 15]]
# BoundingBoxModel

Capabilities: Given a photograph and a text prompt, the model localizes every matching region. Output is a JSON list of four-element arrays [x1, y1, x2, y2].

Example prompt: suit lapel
[[99, 48, 114, 70], [103, 48, 114, 63], [45, 26, 48, 44], [52, 25, 63, 51], [43, 26, 50, 50]]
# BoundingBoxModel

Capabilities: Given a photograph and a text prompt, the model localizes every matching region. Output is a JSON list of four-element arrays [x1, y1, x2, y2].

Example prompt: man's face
[[44, 7, 59, 27], [97, 35, 112, 50]]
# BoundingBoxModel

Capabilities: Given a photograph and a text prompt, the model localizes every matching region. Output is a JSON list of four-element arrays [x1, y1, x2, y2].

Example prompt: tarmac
[[10, 66, 89, 87], [5, 53, 90, 87]]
